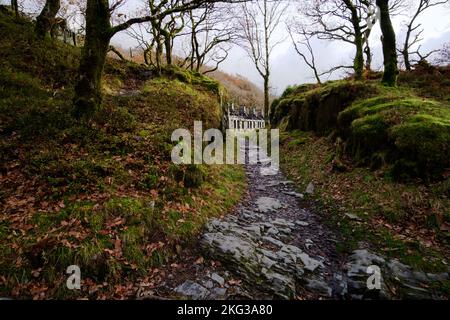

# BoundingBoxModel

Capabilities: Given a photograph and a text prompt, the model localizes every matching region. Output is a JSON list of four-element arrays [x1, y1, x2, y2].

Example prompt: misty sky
[[110, 1, 450, 95]]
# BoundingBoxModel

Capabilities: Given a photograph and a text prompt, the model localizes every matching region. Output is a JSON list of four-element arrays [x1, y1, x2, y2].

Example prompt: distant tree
[[300, 0, 377, 80], [161, 9, 185, 66], [377, 0, 398, 86], [127, 23, 158, 67], [435, 42, 450, 65], [363, 4, 379, 71], [287, 24, 322, 84], [400, 0, 449, 70], [236, 0, 288, 119], [126, 1, 187, 71], [35, 0, 61, 38], [186, 4, 235, 73]]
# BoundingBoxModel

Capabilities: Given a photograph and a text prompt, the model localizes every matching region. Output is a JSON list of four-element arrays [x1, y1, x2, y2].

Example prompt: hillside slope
[[0, 12, 245, 299]]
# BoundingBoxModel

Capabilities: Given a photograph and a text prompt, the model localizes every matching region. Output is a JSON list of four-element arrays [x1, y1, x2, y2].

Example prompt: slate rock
[[175, 281, 208, 300]]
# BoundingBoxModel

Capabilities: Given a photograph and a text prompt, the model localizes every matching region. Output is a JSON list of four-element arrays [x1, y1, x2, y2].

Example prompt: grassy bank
[[280, 130, 449, 274], [0, 12, 246, 299]]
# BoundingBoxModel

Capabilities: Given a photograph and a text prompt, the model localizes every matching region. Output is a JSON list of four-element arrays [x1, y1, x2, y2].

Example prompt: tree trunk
[[354, 32, 364, 79], [377, 0, 398, 86], [403, 49, 411, 71], [155, 41, 162, 74], [164, 36, 173, 66], [35, 0, 61, 38], [402, 31, 411, 71], [364, 41, 372, 71], [364, 28, 373, 72], [343, 0, 363, 80], [11, 0, 19, 17], [144, 47, 151, 66], [263, 77, 269, 120], [313, 68, 322, 85], [402, 21, 412, 70], [73, 0, 111, 117]]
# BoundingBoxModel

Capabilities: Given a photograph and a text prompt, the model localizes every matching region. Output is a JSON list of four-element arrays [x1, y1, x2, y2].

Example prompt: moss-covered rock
[[271, 81, 378, 134], [273, 80, 450, 180]]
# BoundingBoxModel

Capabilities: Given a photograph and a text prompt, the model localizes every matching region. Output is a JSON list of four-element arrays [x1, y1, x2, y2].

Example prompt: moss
[[103, 197, 156, 231], [335, 93, 450, 180], [170, 164, 206, 189], [271, 80, 379, 134], [389, 118, 450, 178], [349, 114, 389, 159], [121, 226, 149, 271], [163, 66, 222, 95], [140, 166, 159, 190], [93, 105, 137, 134], [183, 165, 205, 188]]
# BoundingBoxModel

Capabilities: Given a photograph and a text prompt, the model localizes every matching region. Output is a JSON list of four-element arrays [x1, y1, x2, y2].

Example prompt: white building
[[225, 104, 265, 130]]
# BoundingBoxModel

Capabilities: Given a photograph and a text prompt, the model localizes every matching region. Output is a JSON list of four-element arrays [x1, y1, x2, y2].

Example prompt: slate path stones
[[171, 143, 449, 300], [346, 250, 450, 300], [173, 143, 343, 299], [255, 197, 284, 213]]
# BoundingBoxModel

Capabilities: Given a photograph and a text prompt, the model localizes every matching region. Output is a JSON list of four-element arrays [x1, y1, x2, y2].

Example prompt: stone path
[[170, 143, 449, 300]]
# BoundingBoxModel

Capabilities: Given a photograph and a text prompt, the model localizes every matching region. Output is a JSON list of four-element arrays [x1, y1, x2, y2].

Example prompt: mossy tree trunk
[[402, 35, 412, 71], [35, 0, 61, 38], [377, 0, 398, 87], [73, 0, 112, 117], [343, 0, 364, 80], [354, 30, 364, 80], [164, 36, 173, 66], [364, 27, 374, 71], [364, 41, 372, 71], [11, 0, 19, 17]]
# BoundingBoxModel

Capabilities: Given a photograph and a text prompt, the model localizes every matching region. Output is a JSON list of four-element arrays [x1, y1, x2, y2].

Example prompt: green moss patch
[[273, 80, 450, 180]]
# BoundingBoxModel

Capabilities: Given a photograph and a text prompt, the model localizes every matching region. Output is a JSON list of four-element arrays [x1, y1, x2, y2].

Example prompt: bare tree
[[161, 8, 185, 66], [299, 0, 404, 78], [287, 24, 322, 84], [127, 22, 158, 67], [435, 42, 450, 65], [377, 0, 398, 86], [236, 0, 288, 119], [185, 4, 235, 73], [73, 0, 246, 117], [400, 0, 449, 70], [299, 0, 377, 80]]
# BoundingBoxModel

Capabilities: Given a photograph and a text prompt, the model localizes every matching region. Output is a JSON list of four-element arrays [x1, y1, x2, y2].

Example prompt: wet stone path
[[171, 143, 346, 299], [168, 144, 449, 300]]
